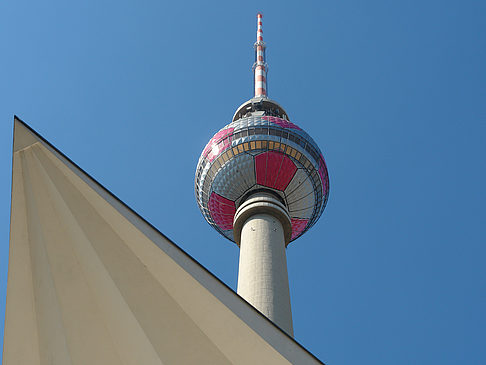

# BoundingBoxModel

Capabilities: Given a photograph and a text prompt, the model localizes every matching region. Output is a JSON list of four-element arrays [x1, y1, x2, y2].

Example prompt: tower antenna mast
[[253, 13, 268, 98]]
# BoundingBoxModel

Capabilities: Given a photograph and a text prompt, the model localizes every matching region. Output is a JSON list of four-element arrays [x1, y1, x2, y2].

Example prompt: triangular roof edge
[[10, 115, 325, 365]]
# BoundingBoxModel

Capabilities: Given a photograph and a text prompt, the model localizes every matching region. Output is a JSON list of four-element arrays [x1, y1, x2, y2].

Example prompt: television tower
[[195, 13, 329, 336]]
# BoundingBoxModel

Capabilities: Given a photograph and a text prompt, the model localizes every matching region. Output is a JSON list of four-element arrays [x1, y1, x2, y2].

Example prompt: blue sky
[[1, 0, 485, 363]]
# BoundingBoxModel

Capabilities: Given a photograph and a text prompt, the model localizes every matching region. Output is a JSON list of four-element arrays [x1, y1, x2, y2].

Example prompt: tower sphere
[[195, 98, 329, 244]]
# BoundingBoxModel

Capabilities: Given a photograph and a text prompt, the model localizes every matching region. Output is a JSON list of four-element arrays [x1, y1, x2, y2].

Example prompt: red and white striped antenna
[[253, 13, 268, 98]]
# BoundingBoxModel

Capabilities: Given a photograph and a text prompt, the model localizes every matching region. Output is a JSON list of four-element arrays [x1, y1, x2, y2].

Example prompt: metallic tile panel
[[284, 169, 309, 198], [202, 128, 234, 162], [290, 218, 309, 240], [255, 151, 297, 191], [212, 154, 256, 201], [208, 193, 236, 230], [262, 116, 301, 131], [287, 193, 315, 220], [286, 172, 315, 208]]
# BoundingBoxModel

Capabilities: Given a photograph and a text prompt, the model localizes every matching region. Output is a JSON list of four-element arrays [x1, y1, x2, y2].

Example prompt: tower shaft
[[234, 193, 294, 336]]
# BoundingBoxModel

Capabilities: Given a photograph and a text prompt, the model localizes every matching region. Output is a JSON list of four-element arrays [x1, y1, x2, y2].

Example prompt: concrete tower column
[[233, 192, 294, 336]]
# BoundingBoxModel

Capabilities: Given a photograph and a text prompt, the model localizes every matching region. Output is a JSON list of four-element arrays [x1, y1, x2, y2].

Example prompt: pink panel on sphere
[[260, 151, 282, 186], [255, 151, 297, 191], [208, 192, 236, 230], [202, 127, 234, 162], [291, 218, 309, 240], [262, 116, 301, 130], [255, 152, 268, 186], [318, 153, 329, 195], [275, 156, 298, 191]]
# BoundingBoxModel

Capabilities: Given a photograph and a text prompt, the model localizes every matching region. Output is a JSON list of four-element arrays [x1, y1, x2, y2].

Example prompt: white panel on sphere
[[211, 153, 256, 201], [285, 169, 311, 199], [286, 173, 315, 218], [4, 118, 324, 365]]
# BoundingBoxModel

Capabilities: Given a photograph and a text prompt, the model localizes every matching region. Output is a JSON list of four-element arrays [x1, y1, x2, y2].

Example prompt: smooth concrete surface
[[3, 119, 324, 365], [235, 193, 294, 336]]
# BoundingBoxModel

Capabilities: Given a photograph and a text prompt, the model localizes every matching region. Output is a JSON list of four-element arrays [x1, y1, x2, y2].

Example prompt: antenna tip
[[257, 13, 263, 18]]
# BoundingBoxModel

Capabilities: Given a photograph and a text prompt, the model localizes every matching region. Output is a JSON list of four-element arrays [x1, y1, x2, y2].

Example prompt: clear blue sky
[[1, 0, 485, 363]]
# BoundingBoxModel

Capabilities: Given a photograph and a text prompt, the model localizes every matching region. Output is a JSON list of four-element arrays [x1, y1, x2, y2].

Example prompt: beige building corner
[[3, 117, 324, 365]]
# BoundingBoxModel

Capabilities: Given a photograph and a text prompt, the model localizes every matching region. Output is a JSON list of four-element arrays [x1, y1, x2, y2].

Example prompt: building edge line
[[10, 115, 326, 365]]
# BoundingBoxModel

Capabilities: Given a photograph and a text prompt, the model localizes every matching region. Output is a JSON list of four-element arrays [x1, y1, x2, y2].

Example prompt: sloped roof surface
[[3, 117, 324, 365]]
